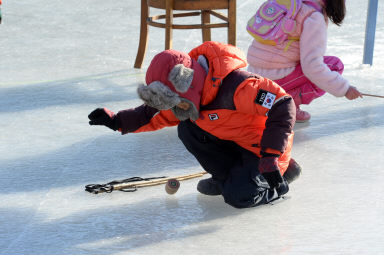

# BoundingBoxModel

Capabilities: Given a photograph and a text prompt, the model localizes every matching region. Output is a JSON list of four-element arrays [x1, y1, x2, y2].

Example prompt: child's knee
[[222, 191, 250, 208], [221, 184, 261, 208]]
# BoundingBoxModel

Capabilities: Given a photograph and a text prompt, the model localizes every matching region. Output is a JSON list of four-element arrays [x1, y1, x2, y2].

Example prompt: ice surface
[[0, 0, 383, 254]]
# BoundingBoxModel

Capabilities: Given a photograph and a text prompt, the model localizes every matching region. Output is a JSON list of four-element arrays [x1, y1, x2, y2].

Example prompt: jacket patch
[[208, 113, 219, 121], [255, 89, 276, 109]]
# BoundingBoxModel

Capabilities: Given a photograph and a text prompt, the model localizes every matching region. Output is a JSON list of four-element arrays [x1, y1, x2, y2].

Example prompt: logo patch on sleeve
[[208, 113, 219, 121], [255, 89, 276, 109]]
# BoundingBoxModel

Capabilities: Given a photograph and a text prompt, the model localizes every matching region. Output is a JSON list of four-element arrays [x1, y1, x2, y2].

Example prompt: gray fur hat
[[137, 81, 181, 110], [139, 49, 207, 121], [137, 81, 200, 121]]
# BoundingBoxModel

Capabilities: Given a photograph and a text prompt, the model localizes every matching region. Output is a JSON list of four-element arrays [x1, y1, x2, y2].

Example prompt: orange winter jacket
[[117, 42, 295, 173]]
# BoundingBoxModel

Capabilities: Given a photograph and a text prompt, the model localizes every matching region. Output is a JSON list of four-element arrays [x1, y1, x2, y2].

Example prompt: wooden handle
[[362, 93, 384, 98]]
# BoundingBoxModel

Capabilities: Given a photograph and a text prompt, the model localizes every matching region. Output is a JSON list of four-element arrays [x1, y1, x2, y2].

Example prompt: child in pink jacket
[[247, 0, 362, 122]]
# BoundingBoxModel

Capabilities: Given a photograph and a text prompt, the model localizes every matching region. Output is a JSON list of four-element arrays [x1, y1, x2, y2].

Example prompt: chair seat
[[148, 0, 230, 10]]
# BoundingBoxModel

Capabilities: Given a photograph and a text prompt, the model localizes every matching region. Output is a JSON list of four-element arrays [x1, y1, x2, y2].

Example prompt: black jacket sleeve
[[260, 96, 296, 153], [116, 104, 159, 134]]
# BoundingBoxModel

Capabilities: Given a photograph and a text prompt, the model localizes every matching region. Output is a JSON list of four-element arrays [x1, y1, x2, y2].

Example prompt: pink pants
[[274, 56, 344, 105]]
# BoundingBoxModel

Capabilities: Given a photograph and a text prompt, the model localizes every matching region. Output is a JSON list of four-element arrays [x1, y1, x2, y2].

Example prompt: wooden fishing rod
[[85, 171, 207, 194], [362, 93, 384, 98]]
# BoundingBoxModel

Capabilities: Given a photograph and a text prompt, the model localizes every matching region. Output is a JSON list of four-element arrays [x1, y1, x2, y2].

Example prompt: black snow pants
[[177, 120, 279, 208]]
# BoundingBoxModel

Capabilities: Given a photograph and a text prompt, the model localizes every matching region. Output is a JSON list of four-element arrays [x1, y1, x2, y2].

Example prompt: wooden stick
[[362, 93, 384, 98], [112, 171, 207, 191]]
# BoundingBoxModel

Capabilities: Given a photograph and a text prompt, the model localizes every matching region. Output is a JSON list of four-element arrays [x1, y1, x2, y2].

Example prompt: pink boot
[[296, 106, 311, 123], [291, 90, 311, 123]]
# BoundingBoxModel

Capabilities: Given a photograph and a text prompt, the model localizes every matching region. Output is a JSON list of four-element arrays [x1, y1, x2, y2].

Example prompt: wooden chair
[[134, 0, 237, 68]]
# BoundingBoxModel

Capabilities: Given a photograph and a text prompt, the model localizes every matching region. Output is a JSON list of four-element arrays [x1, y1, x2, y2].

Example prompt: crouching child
[[88, 41, 301, 208]]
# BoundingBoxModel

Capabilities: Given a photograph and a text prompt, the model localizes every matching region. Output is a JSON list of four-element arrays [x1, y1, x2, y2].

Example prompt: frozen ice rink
[[0, 0, 383, 254]]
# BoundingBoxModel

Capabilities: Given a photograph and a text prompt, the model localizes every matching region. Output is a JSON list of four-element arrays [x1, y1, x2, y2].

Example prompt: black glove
[[259, 156, 289, 195], [88, 108, 120, 131]]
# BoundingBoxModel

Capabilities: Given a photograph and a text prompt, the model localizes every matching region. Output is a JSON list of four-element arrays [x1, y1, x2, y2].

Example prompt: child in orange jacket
[[88, 42, 301, 208]]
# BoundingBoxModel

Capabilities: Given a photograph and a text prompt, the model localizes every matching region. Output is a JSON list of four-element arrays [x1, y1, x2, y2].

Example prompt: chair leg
[[165, 0, 174, 50], [228, 0, 236, 46], [134, 0, 149, 69], [201, 10, 211, 42]]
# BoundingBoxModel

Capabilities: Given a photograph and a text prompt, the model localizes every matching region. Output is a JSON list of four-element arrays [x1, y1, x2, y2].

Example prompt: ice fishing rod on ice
[[85, 171, 207, 194], [362, 93, 384, 98]]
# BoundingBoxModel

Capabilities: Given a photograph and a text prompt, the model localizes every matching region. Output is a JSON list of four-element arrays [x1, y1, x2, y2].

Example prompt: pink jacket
[[247, 0, 350, 97]]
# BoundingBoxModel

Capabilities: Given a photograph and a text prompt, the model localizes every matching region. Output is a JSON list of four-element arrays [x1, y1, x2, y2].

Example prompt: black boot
[[197, 177, 222, 196], [283, 158, 302, 184]]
